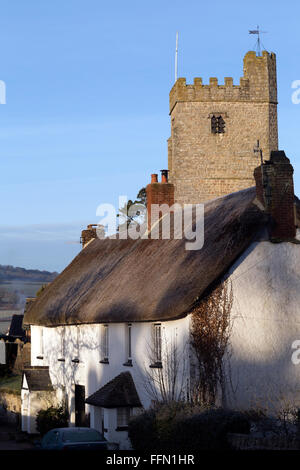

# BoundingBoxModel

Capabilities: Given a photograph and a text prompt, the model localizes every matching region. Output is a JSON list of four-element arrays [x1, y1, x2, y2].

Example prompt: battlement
[[170, 50, 277, 112]]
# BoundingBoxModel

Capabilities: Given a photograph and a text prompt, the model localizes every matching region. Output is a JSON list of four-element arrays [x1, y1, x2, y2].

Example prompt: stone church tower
[[168, 50, 278, 204]]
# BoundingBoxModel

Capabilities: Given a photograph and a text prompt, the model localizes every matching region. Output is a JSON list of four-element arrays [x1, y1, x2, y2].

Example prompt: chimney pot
[[151, 174, 158, 183], [160, 169, 169, 183]]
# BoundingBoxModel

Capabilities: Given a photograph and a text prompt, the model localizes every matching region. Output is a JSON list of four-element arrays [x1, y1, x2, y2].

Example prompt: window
[[100, 325, 109, 363], [36, 327, 44, 359], [149, 323, 162, 368], [117, 407, 131, 428], [58, 326, 65, 361], [123, 324, 132, 366], [211, 115, 225, 134], [40, 328, 44, 355], [72, 326, 80, 363], [76, 326, 80, 358], [61, 327, 65, 357]]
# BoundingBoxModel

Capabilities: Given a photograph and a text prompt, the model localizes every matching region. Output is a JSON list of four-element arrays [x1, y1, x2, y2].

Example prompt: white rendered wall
[[223, 231, 300, 412], [29, 317, 190, 446]]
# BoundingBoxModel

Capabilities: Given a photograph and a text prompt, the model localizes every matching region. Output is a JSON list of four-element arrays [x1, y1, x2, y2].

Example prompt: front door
[[75, 385, 86, 427]]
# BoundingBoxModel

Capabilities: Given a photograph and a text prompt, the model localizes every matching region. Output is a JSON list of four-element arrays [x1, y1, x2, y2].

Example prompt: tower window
[[211, 115, 225, 134]]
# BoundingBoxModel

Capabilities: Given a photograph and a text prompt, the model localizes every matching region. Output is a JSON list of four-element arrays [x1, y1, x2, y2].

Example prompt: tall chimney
[[146, 171, 175, 231], [254, 150, 296, 240]]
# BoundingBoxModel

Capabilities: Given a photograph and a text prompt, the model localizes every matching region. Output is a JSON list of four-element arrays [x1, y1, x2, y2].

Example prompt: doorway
[[75, 385, 86, 427]]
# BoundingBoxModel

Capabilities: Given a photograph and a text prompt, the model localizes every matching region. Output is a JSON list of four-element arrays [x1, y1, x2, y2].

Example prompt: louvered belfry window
[[211, 115, 225, 134]]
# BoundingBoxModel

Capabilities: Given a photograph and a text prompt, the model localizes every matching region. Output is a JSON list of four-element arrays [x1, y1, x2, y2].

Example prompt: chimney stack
[[254, 150, 296, 240], [80, 224, 101, 248], [146, 171, 175, 231]]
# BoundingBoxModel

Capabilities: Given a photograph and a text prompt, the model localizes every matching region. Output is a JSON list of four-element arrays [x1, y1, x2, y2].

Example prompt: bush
[[36, 405, 69, 436], [128, 403, 251, 452]]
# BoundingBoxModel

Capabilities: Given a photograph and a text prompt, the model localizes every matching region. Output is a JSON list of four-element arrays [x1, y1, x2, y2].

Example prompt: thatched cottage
[[22, 150, 300, 448], [21, 51, 300, 449]]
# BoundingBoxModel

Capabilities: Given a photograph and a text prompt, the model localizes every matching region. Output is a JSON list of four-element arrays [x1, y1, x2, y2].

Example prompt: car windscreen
[[62, 429, 104, 443]]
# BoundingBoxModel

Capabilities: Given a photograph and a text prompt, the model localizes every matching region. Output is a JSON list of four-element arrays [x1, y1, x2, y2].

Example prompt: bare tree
[[143, 328, 188, 404]]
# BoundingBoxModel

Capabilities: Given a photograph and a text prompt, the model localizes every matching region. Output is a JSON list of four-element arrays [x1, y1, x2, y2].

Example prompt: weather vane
[[249, 25, 267, 56]]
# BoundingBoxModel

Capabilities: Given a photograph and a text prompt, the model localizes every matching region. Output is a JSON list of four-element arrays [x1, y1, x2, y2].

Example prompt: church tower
[[168, 50, 278, 204]]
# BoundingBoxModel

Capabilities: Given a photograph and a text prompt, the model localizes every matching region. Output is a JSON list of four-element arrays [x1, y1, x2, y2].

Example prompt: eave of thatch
[[24, 187, 274, 327]]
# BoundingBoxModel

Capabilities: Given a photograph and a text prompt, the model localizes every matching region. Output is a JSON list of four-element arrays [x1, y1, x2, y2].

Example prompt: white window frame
[[117, 407, 131, 428], [39, 327, 44, 356], [61, 326, 65, 358], [153, 323, 162, 363], [126, 323, 132, 362], [76, 325, 80, 360], [101, 325, 109, 362]]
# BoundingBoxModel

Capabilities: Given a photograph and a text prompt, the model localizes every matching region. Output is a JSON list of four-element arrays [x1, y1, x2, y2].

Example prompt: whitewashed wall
[[29, 316, 190, 447], [223, 231, 300, 412]]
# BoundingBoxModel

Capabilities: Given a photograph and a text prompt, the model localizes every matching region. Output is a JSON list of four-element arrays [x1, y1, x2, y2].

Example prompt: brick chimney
[[146, 170, 175, 231], [81, 224, 104, 248], [254, 150, 296, 240]]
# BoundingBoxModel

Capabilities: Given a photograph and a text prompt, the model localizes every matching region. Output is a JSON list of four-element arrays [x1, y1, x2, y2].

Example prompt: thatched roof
[[24, 187, 280, 327], [23, 366, 54, 392], [85, 372, 142, 408]]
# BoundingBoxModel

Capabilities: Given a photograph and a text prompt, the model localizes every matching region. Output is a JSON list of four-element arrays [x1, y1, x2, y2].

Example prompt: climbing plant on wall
[[190, 280, 233, 406]]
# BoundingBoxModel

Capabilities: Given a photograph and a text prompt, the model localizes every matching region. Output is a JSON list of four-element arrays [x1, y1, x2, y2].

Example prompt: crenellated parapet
[[169, 50, 277, 113]]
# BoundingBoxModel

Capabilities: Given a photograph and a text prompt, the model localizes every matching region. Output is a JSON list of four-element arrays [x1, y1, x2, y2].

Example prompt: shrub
[[36, 405, 69, 436], [128, 408, 158, 452], [128, 403, 251, 452]]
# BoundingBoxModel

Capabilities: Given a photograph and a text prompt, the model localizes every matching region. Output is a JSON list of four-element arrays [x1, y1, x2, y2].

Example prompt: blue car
[[40, 427, 108, 450]]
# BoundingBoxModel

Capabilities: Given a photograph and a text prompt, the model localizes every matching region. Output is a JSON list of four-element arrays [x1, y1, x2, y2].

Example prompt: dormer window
[[211, 114, 225, 134]]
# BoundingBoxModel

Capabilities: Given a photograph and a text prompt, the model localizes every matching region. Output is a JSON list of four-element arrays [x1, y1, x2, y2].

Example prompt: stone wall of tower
[[168, 51, 278, 204]]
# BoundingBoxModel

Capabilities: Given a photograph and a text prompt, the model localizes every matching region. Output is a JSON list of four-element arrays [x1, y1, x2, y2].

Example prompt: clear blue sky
[[0, 0, 299, 271]]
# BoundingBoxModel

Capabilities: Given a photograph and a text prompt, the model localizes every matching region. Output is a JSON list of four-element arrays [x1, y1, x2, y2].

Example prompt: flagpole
[[175, 32, 178, 82]]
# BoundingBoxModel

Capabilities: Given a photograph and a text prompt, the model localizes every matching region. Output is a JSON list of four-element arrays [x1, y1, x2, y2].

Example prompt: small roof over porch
[[85, 372, 142, 408], [22, 366, 54, 392]]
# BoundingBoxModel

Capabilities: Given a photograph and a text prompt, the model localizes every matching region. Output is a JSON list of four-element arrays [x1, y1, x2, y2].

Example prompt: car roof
[[51, 427, 100, 433]]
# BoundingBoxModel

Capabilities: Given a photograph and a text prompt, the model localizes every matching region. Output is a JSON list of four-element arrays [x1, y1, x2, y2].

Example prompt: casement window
[[58, 326, 66, 362], [71, 326, 81, 364], [61, 327, 65, 357], [76, 326, 80, 358], [211, 114, 225, 134], [117, 407, 131, 428], [123, 324, 132, 366], [100, 325, 109, 363], [149, 323, 162, 368], [40, 328, 44, 355], [36, 327, 44, 359], [154, 323, 162, 362]]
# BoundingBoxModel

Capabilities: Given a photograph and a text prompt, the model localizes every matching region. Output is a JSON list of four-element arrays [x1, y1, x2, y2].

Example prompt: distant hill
[[0, 265, 58, 312], [0, 265, 58, 282]]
